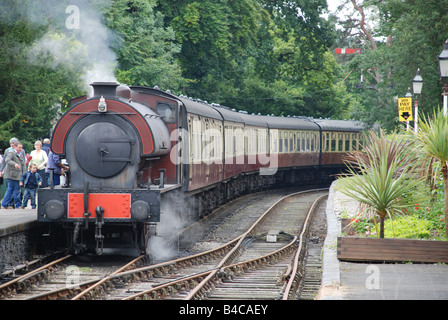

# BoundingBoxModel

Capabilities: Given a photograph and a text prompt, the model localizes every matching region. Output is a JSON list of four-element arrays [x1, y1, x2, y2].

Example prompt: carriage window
[[331, 133, 336, 152], [289, 132, 293, 153], [345, 133, 351, 151], [311, 134, 315, 151], [303, 133, 307, 152], [301, 132, 306, 152], [337, 133, 343, 152], [351, 134, 356, 150], [279, 132, 283, 153], [156, 102, 177, 123]]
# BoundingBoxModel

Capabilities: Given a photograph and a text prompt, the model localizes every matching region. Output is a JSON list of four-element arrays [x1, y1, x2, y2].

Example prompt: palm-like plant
[[413, 108, 448, 238], [337, 129, 423, 238]]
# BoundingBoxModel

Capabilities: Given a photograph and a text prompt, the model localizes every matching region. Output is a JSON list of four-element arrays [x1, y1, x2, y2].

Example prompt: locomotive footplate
[[37, 187, 161, 223]]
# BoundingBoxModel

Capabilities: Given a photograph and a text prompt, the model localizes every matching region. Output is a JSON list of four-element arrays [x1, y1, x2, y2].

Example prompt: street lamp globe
[[439, 40, 448, 78], [412, 68, 423, 95], [405, 87, 412, 98]]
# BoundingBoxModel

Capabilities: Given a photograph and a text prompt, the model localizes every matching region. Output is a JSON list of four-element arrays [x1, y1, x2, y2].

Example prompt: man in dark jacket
[[1, 141, 26, 209], [46, 150, 69, 187]]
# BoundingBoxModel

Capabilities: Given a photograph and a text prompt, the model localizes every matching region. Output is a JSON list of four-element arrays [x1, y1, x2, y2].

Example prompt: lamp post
[[412, 68, 423, 133], [438, 39, 448, 117], [405, 88, 412, 131]]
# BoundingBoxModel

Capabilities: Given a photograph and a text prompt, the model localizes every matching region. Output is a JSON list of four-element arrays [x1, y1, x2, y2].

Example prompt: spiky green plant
[[413, 108, 448, 238], [337, 129, 424, 238]]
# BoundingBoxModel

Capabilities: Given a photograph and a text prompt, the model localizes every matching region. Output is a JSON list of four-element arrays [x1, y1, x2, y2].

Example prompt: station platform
[[0, 208, 39, 237], [319, 181, 448, 300]]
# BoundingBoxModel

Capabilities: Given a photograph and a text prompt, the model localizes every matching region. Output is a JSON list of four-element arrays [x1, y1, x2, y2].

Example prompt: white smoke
[[25, 0, 117, 92], [146, 192, 190, 261]]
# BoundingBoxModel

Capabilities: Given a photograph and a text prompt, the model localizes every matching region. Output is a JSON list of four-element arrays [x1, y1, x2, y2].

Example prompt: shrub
[[384, 216, 432, 239]]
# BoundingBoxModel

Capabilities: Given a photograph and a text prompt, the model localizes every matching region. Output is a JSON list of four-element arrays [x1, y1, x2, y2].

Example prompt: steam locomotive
[[37, 82, 365, 255]]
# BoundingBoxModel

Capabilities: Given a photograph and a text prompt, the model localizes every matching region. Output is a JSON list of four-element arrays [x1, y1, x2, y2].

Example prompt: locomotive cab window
[[156, 102, 177, 123]]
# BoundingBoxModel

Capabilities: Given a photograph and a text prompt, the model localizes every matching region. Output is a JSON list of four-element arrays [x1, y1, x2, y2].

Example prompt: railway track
[[117, 189, 328, 300], [0, 254, 147, 300], [0, 188, 328, 300]]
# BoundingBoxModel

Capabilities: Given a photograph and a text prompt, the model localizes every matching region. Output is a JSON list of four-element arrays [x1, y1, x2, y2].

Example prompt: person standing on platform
[[29, 140, 48, 188], [42, 138, 50, 155], [19, 163, 42, 209], [1, 141, 26, 209], [0, 137, 20, 176], [46, 150, 69, 187]]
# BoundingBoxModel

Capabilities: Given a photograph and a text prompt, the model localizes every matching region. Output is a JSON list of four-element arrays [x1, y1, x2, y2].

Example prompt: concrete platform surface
[[339, 262, 448, 300], [319, 181, 448, 300], [0, 208, 38, 237]]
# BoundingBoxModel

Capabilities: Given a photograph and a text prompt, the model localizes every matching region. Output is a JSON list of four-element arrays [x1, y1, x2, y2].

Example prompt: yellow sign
[[398, 97, 413, 121]]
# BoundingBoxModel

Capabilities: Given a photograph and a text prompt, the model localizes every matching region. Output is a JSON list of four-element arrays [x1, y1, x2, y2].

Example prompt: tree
[[414, 109, 448, 238], [0, 1, 84, 151], [156, 0, 265, 98], [104, 0, 185, 90], [155, 0, 354, 119], [334, 0, 448, 131], [337, 129, 424, 238]]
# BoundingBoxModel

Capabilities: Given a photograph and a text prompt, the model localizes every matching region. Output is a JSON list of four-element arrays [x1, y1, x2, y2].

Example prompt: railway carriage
[[317, 119, 365, 168], [37, 82, 366, 255]]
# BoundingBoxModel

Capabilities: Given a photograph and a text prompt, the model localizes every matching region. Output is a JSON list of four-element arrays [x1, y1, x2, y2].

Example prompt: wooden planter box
[[337, 236, 448, 263]]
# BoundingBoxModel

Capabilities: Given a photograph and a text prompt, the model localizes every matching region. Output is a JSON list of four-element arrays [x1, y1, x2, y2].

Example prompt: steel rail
[[20, 188, 326, 301], [185, 188, 328, 300], [282, 194, 327, 300], [0, 255, 72, 298], [70, 254, 147, 300], [72, 237, 241, 300]]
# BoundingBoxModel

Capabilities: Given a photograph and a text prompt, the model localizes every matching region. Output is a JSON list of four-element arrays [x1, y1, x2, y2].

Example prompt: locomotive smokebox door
[[76, 122, 133, 178]]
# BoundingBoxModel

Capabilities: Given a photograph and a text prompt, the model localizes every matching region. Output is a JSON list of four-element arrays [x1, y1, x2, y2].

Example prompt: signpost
[[334, 48, 363, 54], [398, 97, 413, 122]]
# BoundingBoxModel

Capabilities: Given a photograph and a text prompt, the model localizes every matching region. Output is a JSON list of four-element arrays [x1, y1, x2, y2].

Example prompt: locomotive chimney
[[90, 82, 119, 97]]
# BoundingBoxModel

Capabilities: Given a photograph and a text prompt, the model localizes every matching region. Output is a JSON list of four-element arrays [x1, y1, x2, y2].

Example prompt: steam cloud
[[146, 192, 188, 261], [13, 0, 118, 92]]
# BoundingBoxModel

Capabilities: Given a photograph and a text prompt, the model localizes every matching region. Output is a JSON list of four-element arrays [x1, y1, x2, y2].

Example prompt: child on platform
[[19, 163, 42, 209]]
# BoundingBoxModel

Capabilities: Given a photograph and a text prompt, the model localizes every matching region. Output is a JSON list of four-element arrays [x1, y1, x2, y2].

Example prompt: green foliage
[[104, 0, 184, 89], [337, 129, 426, 237], [334, 0, 448, 131], [413, 108, 448, 237], [0, 1, 84, 151], [156, 0, 350, 119], [384, 216, 431, 239]]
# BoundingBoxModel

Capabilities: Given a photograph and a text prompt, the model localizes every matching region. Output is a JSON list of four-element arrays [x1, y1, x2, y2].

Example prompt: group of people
[[0, 137, 69, 210]]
